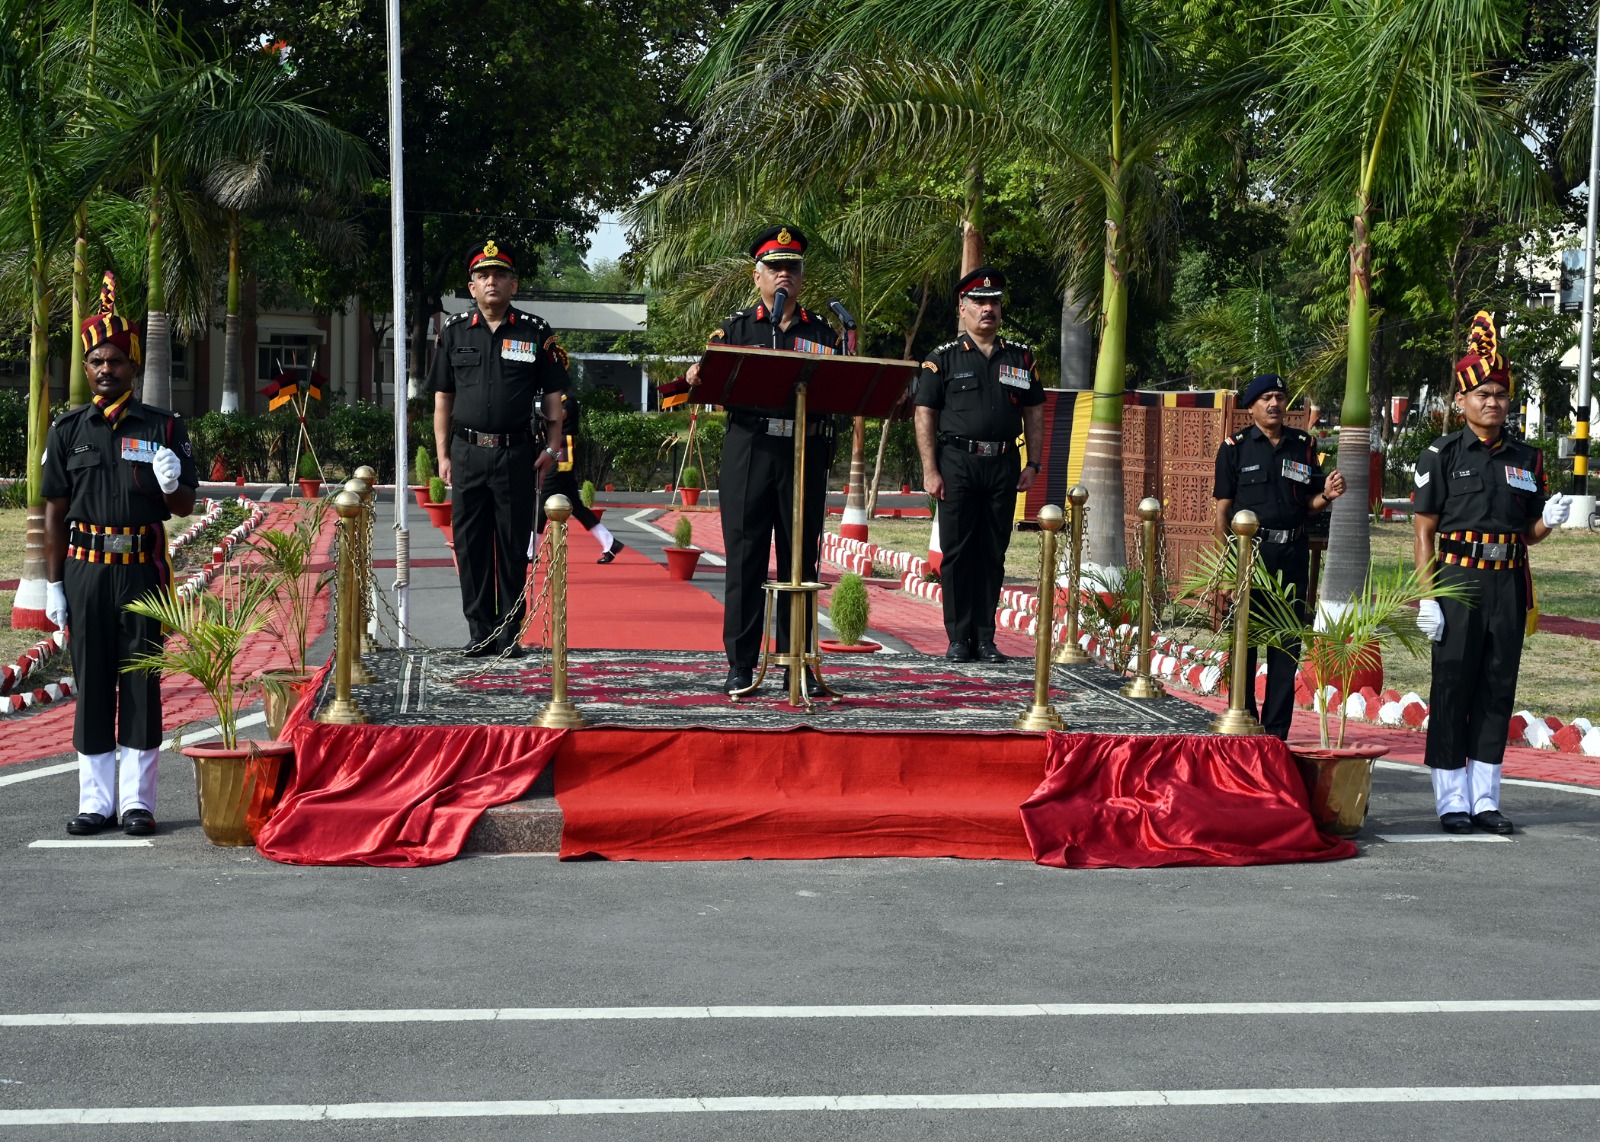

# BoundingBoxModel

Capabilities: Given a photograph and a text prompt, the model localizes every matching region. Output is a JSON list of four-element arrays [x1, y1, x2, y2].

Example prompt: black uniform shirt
[[428, 306, 568, 433], [914, 334, 1045, 441], [1212, 424, 1326, 531], [1412, 427, 1546, 535], [41, 400, 199, 527], [706, 303, 840, 418]]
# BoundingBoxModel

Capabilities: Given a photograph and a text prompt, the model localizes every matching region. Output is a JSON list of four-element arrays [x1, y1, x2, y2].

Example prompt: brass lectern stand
[[694, 345, 919, 709]]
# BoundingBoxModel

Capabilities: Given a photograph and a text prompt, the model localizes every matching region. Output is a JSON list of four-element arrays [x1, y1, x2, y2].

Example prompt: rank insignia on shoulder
[[1414, 469, 1430, 487]]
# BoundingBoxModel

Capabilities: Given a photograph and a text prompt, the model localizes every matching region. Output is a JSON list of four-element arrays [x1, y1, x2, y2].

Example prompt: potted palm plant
[[664, 515, 701, 579], [821, 572, 880, 652], [250, 499, 333, 738], [421, 475, 452, 528], [679, 465, 703, 507], [124, 574, 292, 847], [295, 450, 322, 499]]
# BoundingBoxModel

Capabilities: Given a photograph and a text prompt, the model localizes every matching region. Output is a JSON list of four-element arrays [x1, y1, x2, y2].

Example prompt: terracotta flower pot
[[411, 485, 431, 510], [296, 478, 322, 499], [681, 487, 701, 506], [422, 499, 453, 529], [665, 546, 701, 580], [589, 507, 605, 521], [1287, 741, 1386, 838], [184, 740, 296, 847], [820, 638, 881, 653]]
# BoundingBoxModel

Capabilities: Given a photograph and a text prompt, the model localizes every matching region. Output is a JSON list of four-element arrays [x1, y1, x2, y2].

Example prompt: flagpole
[[385, 0, 410, 642]]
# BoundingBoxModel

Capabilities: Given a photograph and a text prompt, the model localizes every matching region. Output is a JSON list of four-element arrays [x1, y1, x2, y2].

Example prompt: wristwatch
[[1025, 461, 1041, 471], [544, 445, 562, 459]]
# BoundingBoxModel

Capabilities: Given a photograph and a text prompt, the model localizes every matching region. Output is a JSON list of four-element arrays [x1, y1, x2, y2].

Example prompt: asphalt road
[[2, 749, 1598, 1139]]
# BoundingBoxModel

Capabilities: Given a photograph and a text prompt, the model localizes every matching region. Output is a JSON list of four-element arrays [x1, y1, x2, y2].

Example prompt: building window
[[258, 334, 321, 390]]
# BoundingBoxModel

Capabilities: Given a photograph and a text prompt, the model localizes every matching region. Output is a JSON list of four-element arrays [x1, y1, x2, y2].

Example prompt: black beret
[[1239, 373, 1287, 408]]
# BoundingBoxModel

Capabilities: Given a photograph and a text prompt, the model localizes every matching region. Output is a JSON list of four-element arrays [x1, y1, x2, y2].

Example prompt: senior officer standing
[[685, 225, 839, 695], [431, 240, 567, 657], [1212, 373, 1345, 739], [42, 273, 198, 836], [1414, 313, 1568, 834], [914, 265, 1045, 663]]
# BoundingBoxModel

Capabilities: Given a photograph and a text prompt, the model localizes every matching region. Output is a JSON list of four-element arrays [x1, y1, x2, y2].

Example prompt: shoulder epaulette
[[444, 310, 470, 326], [512, 307, 551, 329], [932, 338, 960, 354]]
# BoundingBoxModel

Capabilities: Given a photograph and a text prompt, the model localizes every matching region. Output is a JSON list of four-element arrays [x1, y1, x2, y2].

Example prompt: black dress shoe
[[1439, 812, 1474, 834], [67, 812, 112, 836], [723, 666, 753, 695], [1471, 810, 1514, 835], [781, 667, 823, 698], [501, 644, 528, 660], [597, 539, 625, 564], [121, 809, 156, 836], [976, 641, 1008, 663], [461, 639, 495, 658], [945, 640, 975, 662]]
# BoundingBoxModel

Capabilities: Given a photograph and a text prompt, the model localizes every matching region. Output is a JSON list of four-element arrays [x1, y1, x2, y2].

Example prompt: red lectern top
[[694, 345, 920, 419]]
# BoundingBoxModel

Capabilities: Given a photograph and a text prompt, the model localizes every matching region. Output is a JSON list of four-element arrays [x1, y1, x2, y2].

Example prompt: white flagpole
[[386, 0, 411, 640]]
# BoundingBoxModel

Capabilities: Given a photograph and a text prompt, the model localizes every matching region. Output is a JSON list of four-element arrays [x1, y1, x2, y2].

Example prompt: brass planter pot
[[184, 741, 296, 847], [258, 670, 315, 740], [1288, 742, 1386, 838]]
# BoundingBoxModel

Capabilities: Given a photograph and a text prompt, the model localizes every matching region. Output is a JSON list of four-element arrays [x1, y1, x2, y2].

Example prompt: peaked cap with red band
[[466, 238, 516, 276], [749, 225, 806, 263], [957, 264, 1005, 300], [1453, 310, 1511, 396], [79, 271, 140, 365]]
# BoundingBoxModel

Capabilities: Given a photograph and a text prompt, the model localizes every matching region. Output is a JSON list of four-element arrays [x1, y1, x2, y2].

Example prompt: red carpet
[[526, 543, 724, 652], [555, 728, 1043, 861]]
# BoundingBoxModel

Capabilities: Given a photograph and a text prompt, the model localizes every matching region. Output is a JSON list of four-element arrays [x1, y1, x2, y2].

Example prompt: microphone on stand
[[827, 298, 858, 355], [770, 286, 789, 349]]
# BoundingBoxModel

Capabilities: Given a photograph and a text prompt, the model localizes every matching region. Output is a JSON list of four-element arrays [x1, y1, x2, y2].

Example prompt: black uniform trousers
[[534, 469, 603, 534], [937, 445, 1020, 646], [1425, 563, 1526, 769], [450, 436, 535, 648], [719, 420, 830, 667], [1244, 537, 1310, 741], [64, 556, 166, 754]]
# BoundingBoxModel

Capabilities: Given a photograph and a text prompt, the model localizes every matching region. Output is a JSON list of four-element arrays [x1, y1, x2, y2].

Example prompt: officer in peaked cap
[[1414, 312, 1569, 834], [1212, 372, 1345, 739], [685, 224, 841, 696], [430, 238, 568, 657], [42, 272, 199, 836], [914, 265, 1046, 663]]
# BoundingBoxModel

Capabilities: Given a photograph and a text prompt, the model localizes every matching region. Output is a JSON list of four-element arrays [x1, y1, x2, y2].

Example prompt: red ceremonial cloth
[[1020, 733, 1357, 868], [556, 729, 1042, 861], [256, 675, 566, 867]]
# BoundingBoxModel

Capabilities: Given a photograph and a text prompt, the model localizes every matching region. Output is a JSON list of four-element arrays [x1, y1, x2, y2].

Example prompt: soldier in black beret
[[913, 265, 1046, 663], [430, 239, 568, 657], [686, 225, 841, 695], [1212, 372, 1345, 739]]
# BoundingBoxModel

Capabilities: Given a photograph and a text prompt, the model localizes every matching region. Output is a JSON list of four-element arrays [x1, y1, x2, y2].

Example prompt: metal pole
[[1574, 10, 1600, 505], [1209, 510, 1264, 735], [317, 491, 368, 725], [385, 0, 411, 641], [1119, 497, 1166, 700], [1053, 484, 1090, 665], [342, 478, 377, 685], [1015, 505, 1067, 731], [535, 495, 587, 728]]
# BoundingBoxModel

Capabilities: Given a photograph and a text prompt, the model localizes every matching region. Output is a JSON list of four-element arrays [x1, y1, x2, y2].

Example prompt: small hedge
[[187, 401, 396, 484]]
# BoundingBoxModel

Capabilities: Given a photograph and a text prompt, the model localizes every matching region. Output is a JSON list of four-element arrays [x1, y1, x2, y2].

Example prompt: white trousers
[[78, 747, 158, 817], [1432, 759, 1501, 816]]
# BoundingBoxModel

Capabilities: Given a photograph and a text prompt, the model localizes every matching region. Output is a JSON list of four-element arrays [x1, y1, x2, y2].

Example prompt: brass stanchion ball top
[[353, 465, 377, 485], [1137, 496, 1162, 521], [1231, 509, 1261, 537], [1067, 484, 1089, 506], [545, 493, 573, 523], [332, 490, 362, 519], [342, 477, 369, 500], [1037, 504, 1065, 532]]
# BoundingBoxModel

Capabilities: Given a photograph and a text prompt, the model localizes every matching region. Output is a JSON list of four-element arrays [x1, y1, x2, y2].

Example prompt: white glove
[[152, 446, 182, 494], [526, 532, 538, 560], [1542, 492, 1571, 528], [1417, 598, 1445, 643], [45, 581, 68, 631]]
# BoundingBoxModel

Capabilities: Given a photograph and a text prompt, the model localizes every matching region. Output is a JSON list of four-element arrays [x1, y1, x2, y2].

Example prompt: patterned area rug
[[325, 649, 1217, 735]]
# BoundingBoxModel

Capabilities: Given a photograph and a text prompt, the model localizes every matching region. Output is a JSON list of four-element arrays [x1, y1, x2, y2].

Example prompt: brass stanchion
[[1208, 509, 1264, 734], [1015, 505, 1067, 731], [1052, 484, 1091, 665], [1119, 496, 1166, 699], [353, 464, 378, 656], [341, 477, 377, 684], [534, 494, 587, 729], [317, 490, 368, 724]]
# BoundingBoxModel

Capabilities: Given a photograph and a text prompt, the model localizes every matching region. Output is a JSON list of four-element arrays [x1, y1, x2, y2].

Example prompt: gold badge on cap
[[776, 228, 792, 246], [483, 240, 499, 258], [983, 277, 992, 287]]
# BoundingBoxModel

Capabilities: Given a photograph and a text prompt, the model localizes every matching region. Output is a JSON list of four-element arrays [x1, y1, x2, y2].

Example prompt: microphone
[[769, 286, 788, 348], [827, 298, 857, 330]]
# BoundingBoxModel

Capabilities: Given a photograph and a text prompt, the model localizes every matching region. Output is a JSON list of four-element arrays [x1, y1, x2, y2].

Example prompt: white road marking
[[4, 999, 1599, 1027], [4, 1086, 1600, 1124], [0, 762, 76, 788], [1376, 834, 1513, 843], [1375, 759, 1600, 798], [625, 509, 727, 566], [27, 839, 152, 849], [0, 713, 267, 791]]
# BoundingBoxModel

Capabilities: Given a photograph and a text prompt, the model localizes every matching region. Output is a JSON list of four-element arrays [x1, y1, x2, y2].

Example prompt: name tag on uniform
[[1241, 464, 1261, 473], [792, 338, 835, 355], [1281, 459, 1311, 484], [121, 438, 158, 463], [1504, 466, 1537, 492], [998, 365, 1031, 389], [501, 339, 538, 363]]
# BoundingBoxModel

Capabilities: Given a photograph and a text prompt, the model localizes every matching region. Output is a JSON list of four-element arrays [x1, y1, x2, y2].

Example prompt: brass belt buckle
[[1480, 541, 1509, 561], [102, 534, 135, 554], [976, 441, 999, 457], [767, 418, 794, 437]]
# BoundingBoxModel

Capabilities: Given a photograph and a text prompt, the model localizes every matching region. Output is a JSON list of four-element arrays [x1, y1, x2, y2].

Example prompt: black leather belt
[[730, 411, 829, 437], [941, 434, 1011, 457], [455, 427, 531, 448], [1439, 537, 1524, 564], [1258, 525, 1306, 545], [69, 525, 158, 554]]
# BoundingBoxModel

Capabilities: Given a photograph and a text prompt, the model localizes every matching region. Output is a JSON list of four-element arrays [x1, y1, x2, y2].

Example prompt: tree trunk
[[1322, 206, 1375, 606], [142, 310, 171, 409], [1081, 199, 1129, 570], [15, 263, 52, 629], [221, 211, 242, 413], [866, 277, 933, 519], [961, 163, 984, 277], [1059, 286, 1094, 390], [69, 216, 89, 408]]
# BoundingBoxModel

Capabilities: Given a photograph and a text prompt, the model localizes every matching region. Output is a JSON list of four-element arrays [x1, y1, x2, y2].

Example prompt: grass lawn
[[0, 506, 49, 666]]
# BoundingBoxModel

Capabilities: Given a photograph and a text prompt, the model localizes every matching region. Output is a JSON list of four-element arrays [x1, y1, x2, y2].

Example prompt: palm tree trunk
[[1060, 286, 1094, 390], [16, 247, 52, 630], [1081, 195, 1129, 570], [961, 162, 984, 276], [142, 139, 171, 408], [866, 276, 933, 519], [221, 209, 242, 413], [842, 418, 869, 540], [1322, 204, 1375, 606], [69, 211, 89, 408]]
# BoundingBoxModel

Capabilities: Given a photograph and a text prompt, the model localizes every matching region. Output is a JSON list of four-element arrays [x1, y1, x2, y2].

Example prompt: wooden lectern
[[695, 345, 921, 709]]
